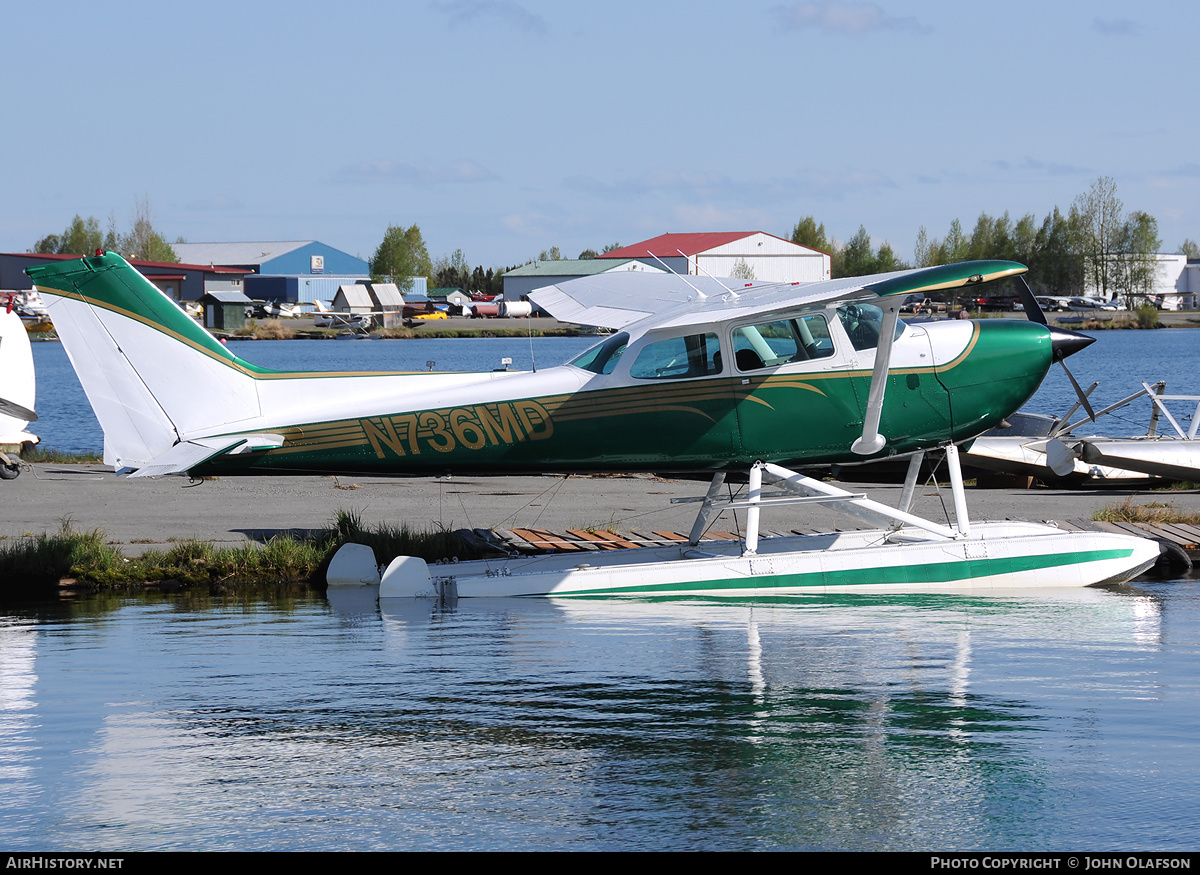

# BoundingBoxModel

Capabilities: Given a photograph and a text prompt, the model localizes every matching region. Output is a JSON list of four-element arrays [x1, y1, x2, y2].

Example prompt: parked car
[[1069, 297, 1118, 311], [969, 296, 1020, 312], [1035, 296, 1071, 312], [899, 294, 945, 314]]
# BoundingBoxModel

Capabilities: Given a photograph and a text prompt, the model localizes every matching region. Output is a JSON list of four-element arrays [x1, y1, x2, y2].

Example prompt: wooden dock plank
[[1132, 524, 1196, 549], [565, 529, 635, 550], [510, 528, 582, 552], [593, 530, 644, 549], [1167, 523, 1200, 542], [1157, 523, 1200, 548]]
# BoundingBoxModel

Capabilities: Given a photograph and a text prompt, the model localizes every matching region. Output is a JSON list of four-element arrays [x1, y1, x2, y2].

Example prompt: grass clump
[[20, 446, 103, 464], [1135, 304, 1162, 330], [0, 520, 125, 586], [236, 319, 296, 340], [1094, 498, 1200, 526], [1, 512, 502, 594], [329, 509, 495, 567]]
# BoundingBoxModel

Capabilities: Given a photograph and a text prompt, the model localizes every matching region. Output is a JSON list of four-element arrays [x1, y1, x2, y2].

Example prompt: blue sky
[[4, 1, 1197, 269]]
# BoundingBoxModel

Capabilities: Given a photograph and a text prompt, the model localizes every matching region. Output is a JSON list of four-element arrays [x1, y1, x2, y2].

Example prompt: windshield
[[568, 332, 629, 375], [836, 303, 904, 352]]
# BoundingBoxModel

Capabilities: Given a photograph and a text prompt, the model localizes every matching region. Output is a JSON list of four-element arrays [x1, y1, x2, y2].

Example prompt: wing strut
[[850, 301, 900, 455]]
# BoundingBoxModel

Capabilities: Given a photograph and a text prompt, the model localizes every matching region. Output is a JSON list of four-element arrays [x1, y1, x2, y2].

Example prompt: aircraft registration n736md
[[26, 252, 1160, 595]]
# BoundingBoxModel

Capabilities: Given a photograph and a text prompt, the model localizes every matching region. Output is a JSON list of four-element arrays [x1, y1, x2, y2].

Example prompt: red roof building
[[598, 231, 830, 283]]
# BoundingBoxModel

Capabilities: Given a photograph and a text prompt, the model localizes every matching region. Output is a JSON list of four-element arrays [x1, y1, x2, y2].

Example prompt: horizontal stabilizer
[[127, 433, 284, 478]]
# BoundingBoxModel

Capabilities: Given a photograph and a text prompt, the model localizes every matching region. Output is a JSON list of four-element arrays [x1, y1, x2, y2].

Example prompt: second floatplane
[[27, 253, 1161, 595]]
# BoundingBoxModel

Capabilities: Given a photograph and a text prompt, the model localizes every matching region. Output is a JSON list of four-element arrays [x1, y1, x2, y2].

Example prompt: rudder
[[26, 253, 263, 472]]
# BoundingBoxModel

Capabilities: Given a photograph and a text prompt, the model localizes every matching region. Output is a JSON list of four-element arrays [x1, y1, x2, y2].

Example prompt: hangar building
[[598, 232, 830, 282]]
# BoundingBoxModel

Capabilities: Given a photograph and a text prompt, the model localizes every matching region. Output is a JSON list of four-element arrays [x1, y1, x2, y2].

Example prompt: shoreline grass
[[1093, 498, 1200, 526], [20, 446, 103, 464], [0, 511, 503, 596]]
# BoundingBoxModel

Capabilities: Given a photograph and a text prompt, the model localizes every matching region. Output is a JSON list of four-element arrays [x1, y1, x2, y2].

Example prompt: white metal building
[[1150, 254, 1199, 310], [502, 258, 665, 302], [598, 232, 831, 283]]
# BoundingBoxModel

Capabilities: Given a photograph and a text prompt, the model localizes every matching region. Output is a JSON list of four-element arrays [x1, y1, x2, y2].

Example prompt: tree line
[[33, 197, 179, 263], [368, 224, 519, 298], [36, 177, 1194, 307], [368, 228, 625, 298], [791, 177, 1186, 306]]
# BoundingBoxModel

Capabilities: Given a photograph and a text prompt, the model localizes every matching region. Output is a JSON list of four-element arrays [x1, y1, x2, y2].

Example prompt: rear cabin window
[[731, 315, 836, 371], [629, 333, 722, 380]]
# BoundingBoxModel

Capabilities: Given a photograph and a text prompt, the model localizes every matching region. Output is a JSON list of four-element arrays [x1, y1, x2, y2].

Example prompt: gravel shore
[[4, 463, 1198, 555]]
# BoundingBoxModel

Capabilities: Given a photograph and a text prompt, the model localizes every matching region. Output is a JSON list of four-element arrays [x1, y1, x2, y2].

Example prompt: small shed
[[200, 290, 253, 331], [429, 287, 472, 308], [332, 284, 375, 314], [367, 282, 405, 328]]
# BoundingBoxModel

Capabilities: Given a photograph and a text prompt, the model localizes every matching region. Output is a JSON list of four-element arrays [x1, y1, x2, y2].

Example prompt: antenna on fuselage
[[528, 317, 536, 372], [646, 251, 707, 301], [683, 250, 741, 300]]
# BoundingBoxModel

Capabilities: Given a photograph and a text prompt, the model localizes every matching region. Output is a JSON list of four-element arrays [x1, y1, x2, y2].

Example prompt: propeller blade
[[1059, 361, 1096, 423], [1049, 381, 1099, 437], [0, 396, 37, 422], [1016, 275, 1047, 326]]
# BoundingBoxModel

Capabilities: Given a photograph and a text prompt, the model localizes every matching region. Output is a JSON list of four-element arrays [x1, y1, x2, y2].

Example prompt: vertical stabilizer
[[26, 253, 263, 472]]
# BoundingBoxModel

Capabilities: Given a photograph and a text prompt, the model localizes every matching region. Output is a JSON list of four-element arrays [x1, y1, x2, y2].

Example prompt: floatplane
[[0, 303, 38, 480], [964, 382, 1200, 485], [26, 252, 1160, 597]]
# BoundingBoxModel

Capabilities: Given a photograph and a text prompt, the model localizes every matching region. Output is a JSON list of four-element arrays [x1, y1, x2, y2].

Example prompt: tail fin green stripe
[[25, 252, 275, 375]]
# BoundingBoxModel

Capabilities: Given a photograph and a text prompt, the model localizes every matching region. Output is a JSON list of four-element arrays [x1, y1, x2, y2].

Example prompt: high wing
[[530, 261, 1027, 331]]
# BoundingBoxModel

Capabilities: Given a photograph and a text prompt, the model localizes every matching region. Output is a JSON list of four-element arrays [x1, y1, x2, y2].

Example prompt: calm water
[[28, 329, 1200, 454], [1, 585, 1198, 851], [10, 328, 1200, 850]]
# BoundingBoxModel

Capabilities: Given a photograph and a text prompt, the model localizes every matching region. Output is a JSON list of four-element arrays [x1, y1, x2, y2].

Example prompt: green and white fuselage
[[28, 253, 1048, 478]]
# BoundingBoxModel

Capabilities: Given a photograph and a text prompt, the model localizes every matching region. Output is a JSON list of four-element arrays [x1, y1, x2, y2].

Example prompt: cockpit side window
[[731, 315, 836, 371], [568, 332, 629, 375], [629, 332, 722, 380]]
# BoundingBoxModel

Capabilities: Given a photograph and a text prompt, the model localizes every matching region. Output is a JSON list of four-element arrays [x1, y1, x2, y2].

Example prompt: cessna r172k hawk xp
[[26, 252, 1160, 597]]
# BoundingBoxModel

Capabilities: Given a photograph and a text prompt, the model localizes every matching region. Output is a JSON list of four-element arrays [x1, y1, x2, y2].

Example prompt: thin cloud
[[1018, 157, 1091, 177], [339, 158, 496, 185], [186, 195, 243, 211], [565, 170, 733, 199], [770, 2, 928, 35], [1093, 17, 1137, 36], [568, 167, 894, 203], [803, 168, 896, 195], [431, 1, 547, 35], [670, 203, 772, 229]]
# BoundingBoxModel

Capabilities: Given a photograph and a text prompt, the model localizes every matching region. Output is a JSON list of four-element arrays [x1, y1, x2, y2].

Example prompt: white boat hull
[[374, 522, 1160, 599]]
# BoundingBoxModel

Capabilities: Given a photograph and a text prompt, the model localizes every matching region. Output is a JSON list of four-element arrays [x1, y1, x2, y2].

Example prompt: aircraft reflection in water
[[28, 253, 1160, 596]]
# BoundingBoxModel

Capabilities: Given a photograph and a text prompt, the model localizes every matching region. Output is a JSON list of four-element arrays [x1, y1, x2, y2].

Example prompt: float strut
[[945, 443, 971, 538], [688, 472, 727, 546], [899, 450, 924, 514], [744, 462, 763, 555]]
